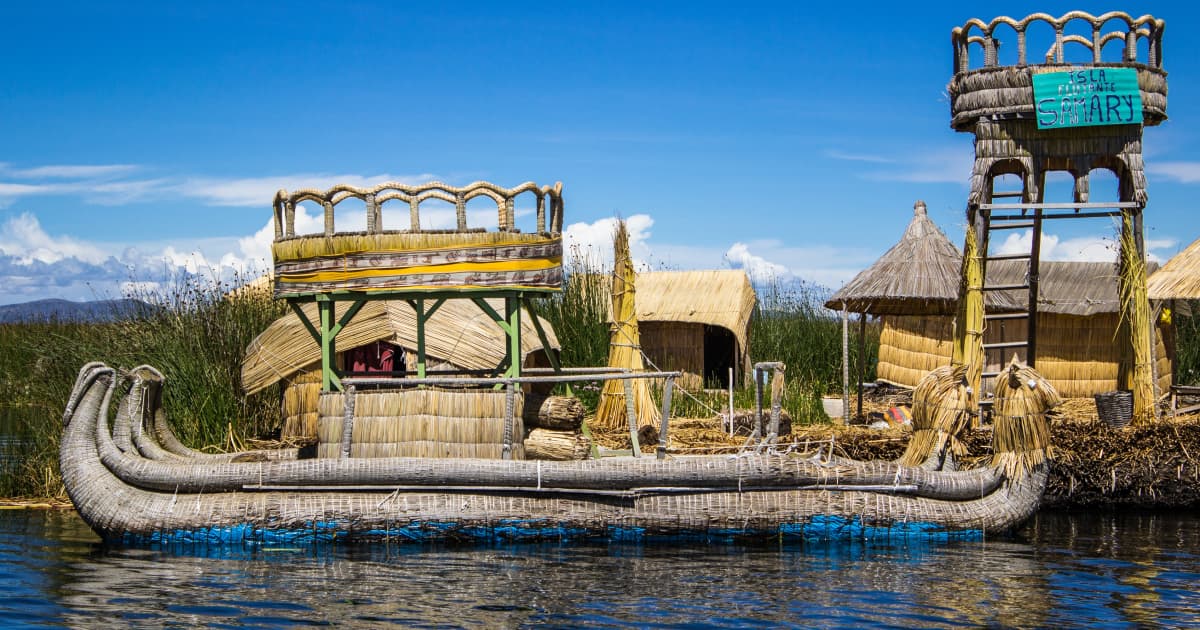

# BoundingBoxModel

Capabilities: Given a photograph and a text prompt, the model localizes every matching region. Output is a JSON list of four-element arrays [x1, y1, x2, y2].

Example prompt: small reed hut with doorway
[[242, 298, 560, 441], [599, 270, 756, 390]]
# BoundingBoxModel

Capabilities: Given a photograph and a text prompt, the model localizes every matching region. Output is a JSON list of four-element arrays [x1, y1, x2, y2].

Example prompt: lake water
[[1, 509, 1198, 628]]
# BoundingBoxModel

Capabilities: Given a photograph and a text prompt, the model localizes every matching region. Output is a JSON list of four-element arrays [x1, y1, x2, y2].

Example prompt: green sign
[[1032, 68, 1142, 129]]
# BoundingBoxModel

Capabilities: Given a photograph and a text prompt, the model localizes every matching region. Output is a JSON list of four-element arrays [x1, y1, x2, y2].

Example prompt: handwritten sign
[[1032, 68, 1142, 130]]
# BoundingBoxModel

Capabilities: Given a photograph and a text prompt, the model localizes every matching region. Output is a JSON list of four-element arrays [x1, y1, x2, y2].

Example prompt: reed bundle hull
[[61, 364, 1047, 545]]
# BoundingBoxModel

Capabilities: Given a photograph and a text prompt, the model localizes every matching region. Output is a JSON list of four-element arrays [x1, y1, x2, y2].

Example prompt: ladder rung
[[983, 284, 1029, 291], [985, 312, 1030, 320], [987, 221, 1035, 230], [984, 341, 1029, 349], [990, 191, 1025, 198], [981, 371, 1002, 378], [985, 253, 1031, 261]]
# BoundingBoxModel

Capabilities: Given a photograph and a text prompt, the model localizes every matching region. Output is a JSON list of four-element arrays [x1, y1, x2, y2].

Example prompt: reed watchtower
[[946, 11, 1167, 422]]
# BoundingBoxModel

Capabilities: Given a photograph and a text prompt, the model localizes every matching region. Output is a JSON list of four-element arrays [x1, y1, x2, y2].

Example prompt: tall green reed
[[0, 275, 286, 497]]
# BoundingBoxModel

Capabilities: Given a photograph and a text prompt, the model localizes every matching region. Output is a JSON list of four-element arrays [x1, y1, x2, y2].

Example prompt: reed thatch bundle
[[991, 357, 1059, 478], [523, 428, 591, 460], [1148, 237, 1200, 300], [314, 389, 523, 459], [899, 364, 974, 467], [523, 393, 585, 430], [1117, 211, 1158, 425], [594, 220, 660, 430], [281, 367, 322, 439], [952, 216, 985, 397]]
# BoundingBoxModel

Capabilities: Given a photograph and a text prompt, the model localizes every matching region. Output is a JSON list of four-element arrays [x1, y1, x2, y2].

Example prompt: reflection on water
[[1, 509, 1198, 628]]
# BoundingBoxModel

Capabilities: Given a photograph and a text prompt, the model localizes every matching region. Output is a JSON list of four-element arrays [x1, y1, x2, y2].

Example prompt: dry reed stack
[[1117, 213, 1157, 425], [594, 220, 660, 431], [952, 221, 985, 397], [521, 393, 590, 460], [899, 363, 974, 468], [315, 388, 524, 459], [991, 357, 1059, 478]]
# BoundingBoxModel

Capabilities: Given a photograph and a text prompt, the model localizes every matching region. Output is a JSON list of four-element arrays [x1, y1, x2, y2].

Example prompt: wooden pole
[[841, 307, 850, 424], [857, 313, 866, 420]]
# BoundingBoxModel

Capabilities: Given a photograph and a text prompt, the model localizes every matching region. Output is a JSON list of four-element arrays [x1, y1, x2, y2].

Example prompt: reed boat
[[60, 361, 1053, 545]]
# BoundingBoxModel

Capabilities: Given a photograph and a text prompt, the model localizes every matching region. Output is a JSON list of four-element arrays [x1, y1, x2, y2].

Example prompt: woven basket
[[1093, 391, 1133, 428]]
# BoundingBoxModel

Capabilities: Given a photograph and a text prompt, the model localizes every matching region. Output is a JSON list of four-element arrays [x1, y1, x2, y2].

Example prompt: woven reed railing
[[952, 11, 1165, 74], [272, 180, 564, 240]]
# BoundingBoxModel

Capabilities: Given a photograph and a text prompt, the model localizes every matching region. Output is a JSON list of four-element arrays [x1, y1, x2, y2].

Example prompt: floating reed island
[[56, 8, 1193, 543]]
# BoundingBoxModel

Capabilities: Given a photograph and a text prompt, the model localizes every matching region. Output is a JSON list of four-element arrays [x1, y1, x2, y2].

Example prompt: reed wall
[[315, 388, 524, 459]]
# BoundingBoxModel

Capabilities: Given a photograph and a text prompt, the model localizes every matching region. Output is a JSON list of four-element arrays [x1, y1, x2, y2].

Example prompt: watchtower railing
[[272, 180, 564, 240], [952, 11, 1165, 74]]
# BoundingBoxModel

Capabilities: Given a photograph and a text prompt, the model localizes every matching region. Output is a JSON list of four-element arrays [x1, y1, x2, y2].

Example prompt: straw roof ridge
[[825, 200, 965, 316], [242, 298, 560, 395]]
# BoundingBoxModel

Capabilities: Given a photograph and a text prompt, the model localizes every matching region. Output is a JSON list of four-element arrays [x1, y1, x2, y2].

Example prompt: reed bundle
[[953, 215, 985, 396], [281, 368, 322, 439], [991, 357, 1060, 478], [1117, 211, 1158, 425], [899, 364, 974, 467], [594, 220, 660, 430], [523, 428, 591, 460], [314, 388, 523, 459]]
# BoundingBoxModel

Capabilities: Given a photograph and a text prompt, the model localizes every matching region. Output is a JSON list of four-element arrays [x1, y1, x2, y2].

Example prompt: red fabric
[[346, 341, 400, 373]]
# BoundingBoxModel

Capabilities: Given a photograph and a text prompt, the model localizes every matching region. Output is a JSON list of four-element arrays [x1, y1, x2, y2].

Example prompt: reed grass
[[0, 274, 287, 497]]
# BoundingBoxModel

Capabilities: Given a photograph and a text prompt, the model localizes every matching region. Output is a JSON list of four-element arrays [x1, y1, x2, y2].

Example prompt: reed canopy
[[241, 298, 560, 396]]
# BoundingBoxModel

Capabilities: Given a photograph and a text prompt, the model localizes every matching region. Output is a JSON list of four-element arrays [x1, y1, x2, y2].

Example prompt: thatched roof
[[242, 299, 560, 395], [1147, 238, 1200, 300], [611, 270, 756, 355], [988, 260, 1159, 317], [825, 201, 968, 316]]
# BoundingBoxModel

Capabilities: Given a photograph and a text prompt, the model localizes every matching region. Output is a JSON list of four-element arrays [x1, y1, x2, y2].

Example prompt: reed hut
[[585, 270, 755, 389], [242, 299, 560, 439], [825, 201, 1019, 389]]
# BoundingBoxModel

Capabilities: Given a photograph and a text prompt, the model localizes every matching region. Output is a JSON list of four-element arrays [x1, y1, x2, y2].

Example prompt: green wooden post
[[506, 295, 521, 378], [319, 299, 337, 391], [414, 298, 427, 378]]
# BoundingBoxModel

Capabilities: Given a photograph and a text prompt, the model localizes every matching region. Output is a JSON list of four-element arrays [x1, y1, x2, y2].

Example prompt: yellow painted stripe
[[279, 257, 561, 282], [278, 284, 558, 294], [272, 235, 560, 262]]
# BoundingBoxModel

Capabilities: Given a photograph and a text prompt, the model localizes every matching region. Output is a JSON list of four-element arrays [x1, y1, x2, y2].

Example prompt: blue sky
[[2, 1, 1198, 305]]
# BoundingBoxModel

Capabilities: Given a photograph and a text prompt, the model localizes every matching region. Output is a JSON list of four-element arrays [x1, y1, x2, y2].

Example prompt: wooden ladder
[[978, 189, 1042, 383]]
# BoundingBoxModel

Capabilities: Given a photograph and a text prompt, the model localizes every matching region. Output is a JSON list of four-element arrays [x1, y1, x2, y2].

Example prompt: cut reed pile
[[1117, 210, 1158, 425], [991, 358, 1059, 478], [594, 220, 659, 430], [898, 364, 974, 467], [524, 428, 590, 460]]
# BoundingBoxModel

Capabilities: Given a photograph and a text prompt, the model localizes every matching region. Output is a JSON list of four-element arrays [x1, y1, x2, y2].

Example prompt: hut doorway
[[703, 325, 736, 388]]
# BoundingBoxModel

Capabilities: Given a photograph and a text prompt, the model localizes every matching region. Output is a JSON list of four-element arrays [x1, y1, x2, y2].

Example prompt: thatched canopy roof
[[1147, 238, 1200, 300], [600, 270, 757, 356], [988, 260, 1159, 317], [242, 299, 560, 395], [825, 201, 969, 316]]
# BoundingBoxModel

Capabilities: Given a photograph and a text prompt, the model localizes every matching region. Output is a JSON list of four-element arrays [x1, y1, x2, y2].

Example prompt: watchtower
[[946, 11, 1167, 422]]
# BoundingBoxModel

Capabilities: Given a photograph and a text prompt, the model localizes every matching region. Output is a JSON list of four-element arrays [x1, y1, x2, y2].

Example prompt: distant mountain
[[0, 298, 161, 324]]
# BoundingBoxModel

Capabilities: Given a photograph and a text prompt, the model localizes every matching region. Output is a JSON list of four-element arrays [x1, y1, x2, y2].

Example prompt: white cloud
[[724, 242, 791, 283], [993, 230, 1175, 264], [0, 213, 111, 265], [3, 164, 138, 179], [829, 146, 973, 185], [1149, 162, 1200, 184], [562, 214, 654, 271]]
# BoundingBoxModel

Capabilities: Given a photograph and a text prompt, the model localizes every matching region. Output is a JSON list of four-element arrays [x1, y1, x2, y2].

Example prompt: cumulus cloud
[[0, 213, 111, 265], [993, 230, 1175, 264], [724, 242, 791, 283], [562, 214, 654, 270]]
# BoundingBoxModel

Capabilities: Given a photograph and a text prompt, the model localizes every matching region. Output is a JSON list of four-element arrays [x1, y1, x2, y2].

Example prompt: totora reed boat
[[60, 361, 1054, 545]]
